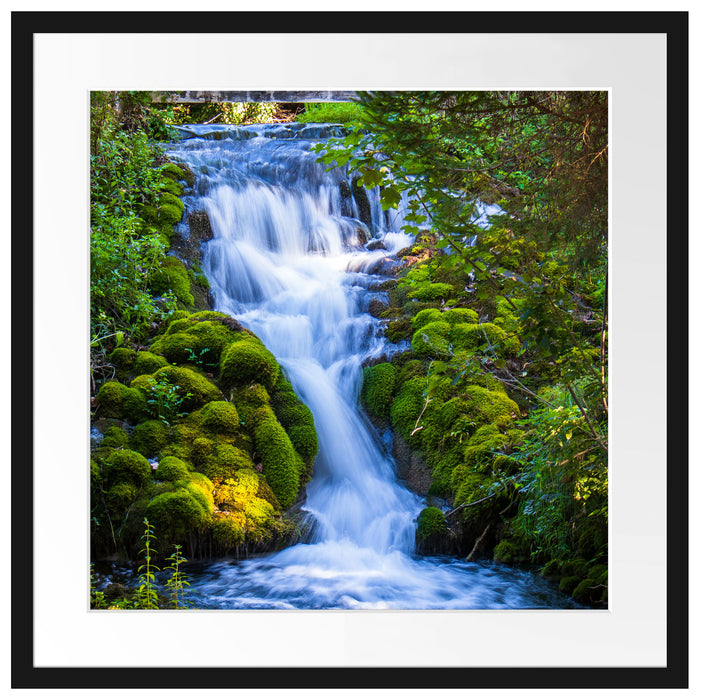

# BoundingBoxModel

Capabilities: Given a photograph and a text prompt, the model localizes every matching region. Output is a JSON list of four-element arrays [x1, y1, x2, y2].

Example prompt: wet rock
[[366, 239, 386, 251], [367, 298, 388, 318], [393, 434, 432, 496]]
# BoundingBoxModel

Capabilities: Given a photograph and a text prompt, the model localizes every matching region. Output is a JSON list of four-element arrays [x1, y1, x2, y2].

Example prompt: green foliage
[[153, 101, 280, 126], [164, 544, 191, 609], [135, 518, 160, 610], [295, 102, 365, 124]]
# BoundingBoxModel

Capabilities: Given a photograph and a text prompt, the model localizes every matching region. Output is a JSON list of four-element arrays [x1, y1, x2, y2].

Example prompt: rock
[[367, 298, 388, 318], [366, 239, 386, 251], [393, 433, 432, 496]]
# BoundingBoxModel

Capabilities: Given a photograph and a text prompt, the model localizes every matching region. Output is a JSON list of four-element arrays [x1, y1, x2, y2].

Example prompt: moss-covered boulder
[[253, 410, 304, 510], [201, 401, 240, 435], [130, 419, 170, 457], [154, 455, 191, 482], [95, 381, 147, 422], [149, 256, 194, 307], [361, 362, 398, 419], [390, 375, 425, 445], [145, 365, 222, 412], [411, 320, 452, 358], [220, 337, 280, 392], [145, 488, 210, 547], [133, 351, 168, 376], [103, 449, 152, 489]]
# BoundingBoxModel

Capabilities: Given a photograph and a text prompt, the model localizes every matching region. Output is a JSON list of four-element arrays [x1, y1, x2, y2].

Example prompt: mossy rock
[[384, 318, 413, 343], [161, 162, 195, 187], [253, 410, 303, 510], [572, 578, 599, 605], [201, 444, 254, 485], [361, 362, 397, 419], [416, 506, 447, 541], [145, 489, 209, 546], [412, 308, 444, 330], [103, 449, 152, 489], [541, 559, 563, 581], [201, 401, 240, 435], [390, 375, 426, 445], [149, 256, 194, 307], [443, 308, 479, 325], [462, 385, 520, 425], [493, 539, 529, 565], [130, 419, 170, 458], [161, 178, 184, 197], [108, 347, 136, 379], [105, 482, 138, 517], [212, 513, 246, 551], [133, 351, 168, 376], [149, 365, 222, 412], [95, 381, 147, 422], [561, 558, 589, 578], [220, 338, 280, 392], [101, 426, 130, 449], [559, 575, 582, 595], [287, 424, 318, 465], [411, 321, 452, 358], [408, 282, 455, 302], [154, 455, 191, 482]]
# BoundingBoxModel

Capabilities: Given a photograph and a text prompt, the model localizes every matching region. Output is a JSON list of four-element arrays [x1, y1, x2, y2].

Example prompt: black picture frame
[[12, 10, 689, 690]]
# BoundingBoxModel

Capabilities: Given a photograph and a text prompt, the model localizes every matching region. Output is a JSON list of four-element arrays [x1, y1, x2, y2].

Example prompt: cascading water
[[163, 122, 576, 609]]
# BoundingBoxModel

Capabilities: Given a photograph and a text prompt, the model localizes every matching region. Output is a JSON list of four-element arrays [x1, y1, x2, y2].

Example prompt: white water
[[165, 124, 575, 609]]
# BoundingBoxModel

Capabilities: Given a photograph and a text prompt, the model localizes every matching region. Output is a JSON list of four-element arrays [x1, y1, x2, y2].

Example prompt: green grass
[[295, 102, 364, 124]]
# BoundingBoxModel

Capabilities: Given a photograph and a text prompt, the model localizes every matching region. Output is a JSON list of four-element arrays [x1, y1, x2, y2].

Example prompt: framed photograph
[[13, 9, 688, 690]]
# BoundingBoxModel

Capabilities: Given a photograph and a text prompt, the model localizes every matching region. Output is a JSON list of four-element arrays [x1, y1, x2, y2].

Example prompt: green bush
[[295, 102, 364, 124]]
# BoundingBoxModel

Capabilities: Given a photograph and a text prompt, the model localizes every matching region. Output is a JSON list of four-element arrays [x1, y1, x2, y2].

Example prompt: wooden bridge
[[151, 91, 358, 104]]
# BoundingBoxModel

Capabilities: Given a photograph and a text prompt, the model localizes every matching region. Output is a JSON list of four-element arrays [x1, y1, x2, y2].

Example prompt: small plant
[[164, 544, 191, 609], [134, 518, 160, 609], [145, 377, 191, 426], [90, 563, 108, 609]]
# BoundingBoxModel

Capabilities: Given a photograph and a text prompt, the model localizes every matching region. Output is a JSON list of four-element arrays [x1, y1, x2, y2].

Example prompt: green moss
[[95, 381, 147, 422], [541, 559, 563, 581], [409, 282, 455, 302], [561, 558, 589, 578], [161, 178, 184, 196], [201, 444, 254, 485], [105, 482, 138, 517], [493, 539, 529, 564], [161, 162, 194, 186], [453, 471, 490, 505], [253, 411, 303, 510], [149, 256, 193, 306], [411, 308, 443, 330], [384, 318, 413, 343], [130, 419, 170, 457], [572, 578, 598, 604], [155, 455, 190, 482], [462, 385, 520, 426], [450, 322, 516, 355], [559, 575, 581, 595], [287, 424, 318, 464], [390, 375, 425, 444], [361, 363, 398, 419], [201, 401, 240, 435], [411, 320, 452, 358], [462, 425, 509, 469], [220, 338, 280, 392], [101, 426, 130, 449], [145, 489, 208, 545], [150, 365, 221, 411], [443, 308, 479, 325], [103, 449, 152, 489], [212, 513, 246, 550], [416, 506, 447, 541], [109, 347, 136, 376], [133, 351, 168, 375]]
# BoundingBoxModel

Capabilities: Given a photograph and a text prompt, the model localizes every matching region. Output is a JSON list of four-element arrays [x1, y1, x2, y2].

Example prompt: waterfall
[[164, 124, 576, 609]]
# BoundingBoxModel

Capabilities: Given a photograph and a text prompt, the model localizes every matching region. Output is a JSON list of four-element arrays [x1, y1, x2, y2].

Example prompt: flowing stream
[[163, 122, 576, 609]]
